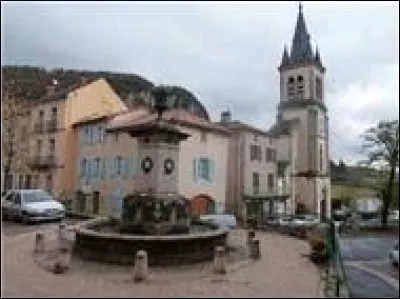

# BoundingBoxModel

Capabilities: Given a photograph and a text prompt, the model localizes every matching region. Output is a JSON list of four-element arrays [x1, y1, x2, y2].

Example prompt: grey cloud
[[2, 1, 399, 163]]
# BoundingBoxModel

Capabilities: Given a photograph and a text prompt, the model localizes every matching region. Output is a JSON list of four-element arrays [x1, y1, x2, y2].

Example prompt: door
[[76, 191, 86, 213], [93, 191, 100, 215]]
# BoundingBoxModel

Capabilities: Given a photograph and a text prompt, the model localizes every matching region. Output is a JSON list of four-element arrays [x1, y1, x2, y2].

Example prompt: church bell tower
[[277, 3, 331, 219]]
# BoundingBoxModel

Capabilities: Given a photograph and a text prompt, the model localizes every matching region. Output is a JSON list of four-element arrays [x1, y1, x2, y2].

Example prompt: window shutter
[[193, 158, 198, 182], [197, 158, 203, 180], [131, 155, 137, 175], [101, 158, 105, 179], [107, 158, 114, 179], [123, 157, 129, 179], [210, 159, 215, 183]]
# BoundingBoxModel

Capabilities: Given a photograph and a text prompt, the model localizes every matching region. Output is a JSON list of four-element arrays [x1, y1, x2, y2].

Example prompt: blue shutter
[[123, 157, 129, 179], [130, 156, 137, 175], [108, 158, 114, 179], [210, 159, 215, 183]]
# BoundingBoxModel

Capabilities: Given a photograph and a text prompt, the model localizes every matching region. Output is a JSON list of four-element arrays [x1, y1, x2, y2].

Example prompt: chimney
[[221, 110, 232, 123], [80, 76, 88, 86]]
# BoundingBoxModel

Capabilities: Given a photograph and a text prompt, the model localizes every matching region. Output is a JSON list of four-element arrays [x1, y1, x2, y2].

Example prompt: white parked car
[[388, 210, 399, 222], [200, 214, 237, 229], [389, 241, 399, 267], [291, 214, 319, 227], [1, 189, 65, 223]]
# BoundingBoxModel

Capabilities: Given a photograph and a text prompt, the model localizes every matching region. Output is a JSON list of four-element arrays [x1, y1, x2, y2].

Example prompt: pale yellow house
[[9, 78, 127, 201]]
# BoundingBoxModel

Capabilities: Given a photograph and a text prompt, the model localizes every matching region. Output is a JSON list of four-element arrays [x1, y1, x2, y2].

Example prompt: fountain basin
[[73, 217, 228, 266]]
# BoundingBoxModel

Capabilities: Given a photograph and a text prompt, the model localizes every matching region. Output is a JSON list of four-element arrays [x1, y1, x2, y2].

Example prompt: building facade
[[73, 108, 230, 217], [5, 78, 128, 200]]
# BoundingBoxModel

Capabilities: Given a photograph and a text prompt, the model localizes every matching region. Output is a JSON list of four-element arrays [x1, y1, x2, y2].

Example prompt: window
[[39, 110, 44, 121], [26, 175, 32, 189], [199, 158, 210, 181], [18, 175, 24, 189], [320, 144, 323, 172], [116, 156, 123, 176], [316, 77, 322, 100], [98, 125, 104, 143], [250, 145, 262, 161], [81, 158, 87, 178], [84, 127, 90, 144], [51, 107, 57, 121], [252, 172, 260, 195], [287, 76, 295, 100], [266, 148, 276, 162], [297, 75, 304, 99], [94, 158, 101, 179], [89, 126, 94, 144], [4, 192, 14, 202], [267, 173, 274, 191], [36, 139, 42, 155], [33, 175, 39, 188], [49, 138, 55, 155], [14, 193, 21, 205], [194, 158, 215, 183]]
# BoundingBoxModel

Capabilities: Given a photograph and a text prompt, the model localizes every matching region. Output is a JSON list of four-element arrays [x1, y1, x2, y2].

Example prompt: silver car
[[1, 189, 65, 223], [389, 241, 399, 267]]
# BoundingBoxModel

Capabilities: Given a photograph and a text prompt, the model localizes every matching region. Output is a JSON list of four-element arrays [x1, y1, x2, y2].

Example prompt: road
[[340, 236, 399, 298], [1, 218, 83, 237]]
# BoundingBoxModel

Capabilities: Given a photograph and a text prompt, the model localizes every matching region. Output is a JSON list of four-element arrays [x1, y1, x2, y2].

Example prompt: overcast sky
[[2, 1, 399, 165]]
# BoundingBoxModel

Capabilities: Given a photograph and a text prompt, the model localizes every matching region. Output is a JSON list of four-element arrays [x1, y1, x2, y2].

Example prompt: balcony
[[33, 122, 45, 134], [28, 155, 57, 169], [46, 119, 58, 133]]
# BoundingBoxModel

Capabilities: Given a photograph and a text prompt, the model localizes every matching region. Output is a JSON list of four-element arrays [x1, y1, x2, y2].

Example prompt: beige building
[[72, 108, 231, 217], [221, 4, 331, 221], [5, 78, 127, 200]]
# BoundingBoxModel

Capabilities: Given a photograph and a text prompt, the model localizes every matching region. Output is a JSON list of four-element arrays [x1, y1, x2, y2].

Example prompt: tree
[[360, 120, 399, 226], [1, 96, 29, 191]]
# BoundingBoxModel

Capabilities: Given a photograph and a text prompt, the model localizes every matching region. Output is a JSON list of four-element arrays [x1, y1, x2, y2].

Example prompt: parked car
[[388, 210, 399, 222], [291, 214, 319, 227], [389, 241, 399, 267], [1, 189, 65, 223], [199, 214, 237, 229]]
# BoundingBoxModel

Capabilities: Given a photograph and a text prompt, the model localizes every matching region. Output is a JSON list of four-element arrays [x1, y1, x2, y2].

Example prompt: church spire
[[290, 2, 313, 63], [280, 45, 291, 66], [315, 46, 322, 65]]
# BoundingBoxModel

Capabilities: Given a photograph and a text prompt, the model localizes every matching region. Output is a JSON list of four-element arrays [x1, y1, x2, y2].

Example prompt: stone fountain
[[73, 86, 228, 266]]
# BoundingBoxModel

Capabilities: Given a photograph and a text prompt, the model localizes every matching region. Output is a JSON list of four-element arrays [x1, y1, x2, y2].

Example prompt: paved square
[[2, 228, 323, 298]]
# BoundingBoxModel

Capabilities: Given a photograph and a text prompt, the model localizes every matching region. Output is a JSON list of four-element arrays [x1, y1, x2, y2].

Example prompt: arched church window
[[296, 75, 304, 99], [297, 75, 303, 82], [287, 77, 295, 100]]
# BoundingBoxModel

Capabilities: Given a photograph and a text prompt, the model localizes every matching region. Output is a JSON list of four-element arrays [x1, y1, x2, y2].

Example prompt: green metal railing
[[325, 220, 351, 297]]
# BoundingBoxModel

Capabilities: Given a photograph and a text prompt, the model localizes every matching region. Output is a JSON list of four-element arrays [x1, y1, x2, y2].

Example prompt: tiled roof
[[220, 120, 270, 136], [107, 108, 231, 135]]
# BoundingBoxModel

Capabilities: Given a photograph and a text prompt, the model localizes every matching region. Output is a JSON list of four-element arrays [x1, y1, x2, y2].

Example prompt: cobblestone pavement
[[2, 228, 324, 298]]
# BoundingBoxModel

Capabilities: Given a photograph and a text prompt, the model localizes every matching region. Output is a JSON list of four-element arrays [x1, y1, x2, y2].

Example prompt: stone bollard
[[247, 230, 255, 246], [213, 246, 227, 274], [134, 250, 148, 282], [34, 232, 45, 253], [58, 223, 66, 240], [53, 247, 70, 274], [250, 239, 261, 260]]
